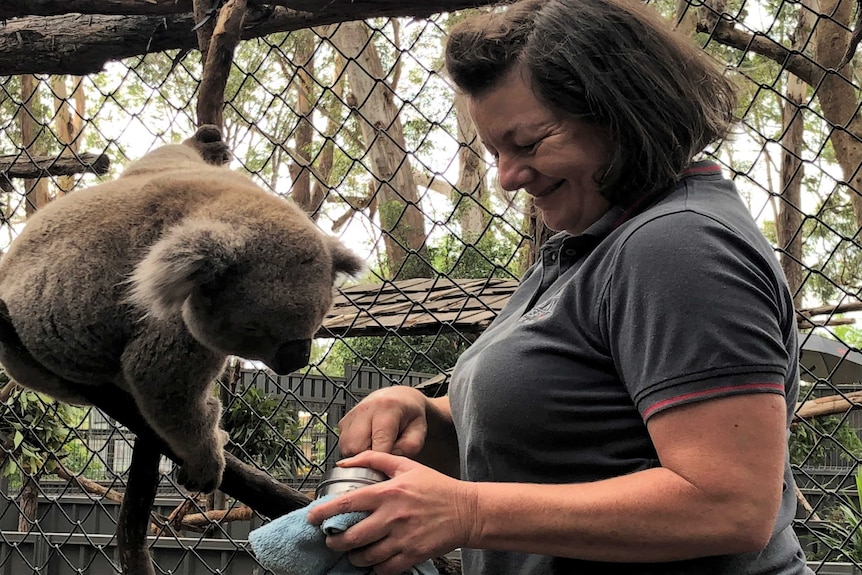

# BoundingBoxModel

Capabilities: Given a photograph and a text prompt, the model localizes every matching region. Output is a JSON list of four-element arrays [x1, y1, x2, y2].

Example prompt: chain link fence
[[0, 0, 861, 573]]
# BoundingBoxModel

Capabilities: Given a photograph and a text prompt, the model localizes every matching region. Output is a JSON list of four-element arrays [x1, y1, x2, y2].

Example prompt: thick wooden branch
[[0, 153, 110, 179], [54, 460, 125, 504], [153, 498, 198, 537], [795, 390, 862, 421], [0, 0, 503, 76], [0, 0, 493, 19], [799, 301, 862, 318], [116, 439, 161, 575], [76, 384, 313, 519], [197, 0, 248, 129], [0, 0, 193, 19], [179, 505, 255, 529], [699, 19, 824, 87]]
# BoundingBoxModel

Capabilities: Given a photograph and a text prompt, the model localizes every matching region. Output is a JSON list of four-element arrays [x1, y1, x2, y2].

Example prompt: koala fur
[[0, 126, 362, 492]]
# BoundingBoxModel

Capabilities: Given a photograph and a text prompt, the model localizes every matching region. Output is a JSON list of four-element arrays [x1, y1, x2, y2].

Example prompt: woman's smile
[[468, 67, 613, 235]]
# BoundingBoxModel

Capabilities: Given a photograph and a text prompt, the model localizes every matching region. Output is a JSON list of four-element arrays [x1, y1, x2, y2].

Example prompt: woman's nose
[[496, 154, 533, 191]]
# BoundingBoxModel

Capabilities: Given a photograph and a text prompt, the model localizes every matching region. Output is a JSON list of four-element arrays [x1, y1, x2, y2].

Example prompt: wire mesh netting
[[0, 0, 861, 573]]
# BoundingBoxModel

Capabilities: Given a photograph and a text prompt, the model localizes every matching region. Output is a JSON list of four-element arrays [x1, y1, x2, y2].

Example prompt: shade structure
[[799, 332, 862, 385]]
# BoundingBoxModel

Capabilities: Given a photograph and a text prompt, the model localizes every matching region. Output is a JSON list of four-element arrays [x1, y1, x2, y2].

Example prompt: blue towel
[[248, 495, 439, 575]]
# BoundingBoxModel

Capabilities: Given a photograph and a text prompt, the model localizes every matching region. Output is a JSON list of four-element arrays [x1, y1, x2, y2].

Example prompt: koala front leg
[[121, 325, 228, 493]]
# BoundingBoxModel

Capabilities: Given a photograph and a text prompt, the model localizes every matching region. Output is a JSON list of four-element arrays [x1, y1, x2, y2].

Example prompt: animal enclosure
[[1, 0, 862, 573]]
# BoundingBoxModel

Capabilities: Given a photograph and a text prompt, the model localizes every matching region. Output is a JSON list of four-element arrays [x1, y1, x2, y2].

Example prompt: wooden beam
[[795, 390, 862, 421], [0, 0, 193, 19], [0, 0, 504, 76], [0, 153, 110, 179]]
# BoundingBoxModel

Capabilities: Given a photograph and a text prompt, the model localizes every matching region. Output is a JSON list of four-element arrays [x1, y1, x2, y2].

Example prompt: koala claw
[[177, 450, 225, 493]]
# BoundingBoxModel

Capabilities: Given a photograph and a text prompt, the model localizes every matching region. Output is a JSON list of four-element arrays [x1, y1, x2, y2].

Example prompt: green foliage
[[322, 333, 470, 377], [790, 414, 862, 468], [221, 386, 304, 479], [832, 326, 862, 348], [61, 438, 107, 481], [428, 232, 521, 279], [809, 467, 862, 562], [0, 385, 85, 477]]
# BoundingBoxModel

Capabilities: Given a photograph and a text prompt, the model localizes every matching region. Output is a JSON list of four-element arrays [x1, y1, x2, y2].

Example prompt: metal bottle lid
[[315, 466, 388, 499]]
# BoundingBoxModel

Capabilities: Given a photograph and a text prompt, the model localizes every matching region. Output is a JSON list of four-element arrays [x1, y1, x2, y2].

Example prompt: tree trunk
[[325, 22, 433, 279], [777, 3, 816, 307], [526, 200, 554, 270], [288, 30, 318, 216], [51, 75, 86, 194], [706, 0, 862, 235], [17, 474, 39, 532], [20, 76, 50, 217], [810, 0, 862, 230], [453, 94, 490, 242], [311, 49, 347, 224]]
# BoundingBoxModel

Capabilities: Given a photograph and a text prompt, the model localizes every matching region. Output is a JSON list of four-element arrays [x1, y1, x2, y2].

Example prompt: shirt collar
[[544, 160, 724, 253]]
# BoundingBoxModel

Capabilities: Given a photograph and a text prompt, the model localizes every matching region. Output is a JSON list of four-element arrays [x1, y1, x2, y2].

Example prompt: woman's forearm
[[465, 467, 777, 562]]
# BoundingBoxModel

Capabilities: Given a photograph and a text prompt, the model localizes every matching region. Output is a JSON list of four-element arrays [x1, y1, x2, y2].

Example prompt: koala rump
[[0, 127, 362, 492]]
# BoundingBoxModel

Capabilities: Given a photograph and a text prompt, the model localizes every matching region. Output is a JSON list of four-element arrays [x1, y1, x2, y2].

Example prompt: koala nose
[[267, 339, 312, 374]]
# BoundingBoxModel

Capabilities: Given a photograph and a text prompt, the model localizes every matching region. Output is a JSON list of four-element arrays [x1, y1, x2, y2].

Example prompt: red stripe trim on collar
[[681, 163, 722, 177], [611, 162, 723, 230]]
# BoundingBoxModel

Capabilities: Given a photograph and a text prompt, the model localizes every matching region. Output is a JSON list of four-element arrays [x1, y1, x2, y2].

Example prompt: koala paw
[[183, 124, 232, 166], [218, 428, 230, 447], [177, 447, 225, 493]]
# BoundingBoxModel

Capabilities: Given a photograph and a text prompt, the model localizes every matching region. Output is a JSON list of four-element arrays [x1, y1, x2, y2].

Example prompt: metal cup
[[315, 466, 388, 499]]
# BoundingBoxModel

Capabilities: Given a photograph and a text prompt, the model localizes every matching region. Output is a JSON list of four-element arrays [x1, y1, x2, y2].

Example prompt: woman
[[308, 0, 812, 573]]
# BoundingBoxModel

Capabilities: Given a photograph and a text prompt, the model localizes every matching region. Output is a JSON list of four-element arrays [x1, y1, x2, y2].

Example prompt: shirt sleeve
[[601, 210, 790, 421]]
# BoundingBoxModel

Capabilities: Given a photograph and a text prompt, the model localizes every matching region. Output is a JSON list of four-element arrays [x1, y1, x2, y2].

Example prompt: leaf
[[12, 430, 23, 450], [855, 466, 862, 511]]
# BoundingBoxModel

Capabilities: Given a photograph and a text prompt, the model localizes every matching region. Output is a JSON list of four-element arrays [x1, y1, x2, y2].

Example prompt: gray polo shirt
[[448, 163, 811, 574]]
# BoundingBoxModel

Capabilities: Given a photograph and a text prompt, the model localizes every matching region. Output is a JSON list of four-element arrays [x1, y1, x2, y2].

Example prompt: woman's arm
[[467, 392, 787, 561], [310, 392, 787, 574]]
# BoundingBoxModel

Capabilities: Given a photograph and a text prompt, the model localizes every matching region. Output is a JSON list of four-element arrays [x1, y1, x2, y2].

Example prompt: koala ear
[[128, 219, 245, 318], [329, 237, 364, 278]]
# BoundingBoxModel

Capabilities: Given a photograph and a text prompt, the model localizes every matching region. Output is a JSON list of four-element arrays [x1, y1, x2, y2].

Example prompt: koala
[[0, 126, 362, 493]]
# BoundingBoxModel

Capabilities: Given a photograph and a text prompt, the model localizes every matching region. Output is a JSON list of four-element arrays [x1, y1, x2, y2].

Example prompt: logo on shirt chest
[[519, 294, 561, 324]]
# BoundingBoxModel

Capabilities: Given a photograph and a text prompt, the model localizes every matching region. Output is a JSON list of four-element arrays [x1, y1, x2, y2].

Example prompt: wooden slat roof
[[317, 277, 519, 338]]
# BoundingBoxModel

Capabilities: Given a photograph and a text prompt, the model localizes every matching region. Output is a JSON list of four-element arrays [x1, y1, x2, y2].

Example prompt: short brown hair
[[445, 0, 738, 206]]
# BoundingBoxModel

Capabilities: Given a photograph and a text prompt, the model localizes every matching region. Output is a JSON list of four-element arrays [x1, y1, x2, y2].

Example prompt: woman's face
[[468, 68, 614, 235]]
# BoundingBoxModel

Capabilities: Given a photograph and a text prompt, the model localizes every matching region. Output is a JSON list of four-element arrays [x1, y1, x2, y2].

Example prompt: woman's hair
[[445, 0, 738, 206]]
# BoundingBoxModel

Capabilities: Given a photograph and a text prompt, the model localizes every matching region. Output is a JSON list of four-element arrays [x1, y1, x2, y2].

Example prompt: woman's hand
[[306, 451, 478, 575], [339, 386, 437, 458]]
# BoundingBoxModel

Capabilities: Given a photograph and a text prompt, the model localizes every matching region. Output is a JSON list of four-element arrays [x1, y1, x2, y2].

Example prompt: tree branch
[[0, 0, 504, 76], [0, 153, 110, 179], [795, 389, 862, 420], [116, 439, 161, 575], [699, 19, 824, 87], [0, 0, 193, 19], [76, 383, 313, 519], [53, 460, 125, 504], [197, 0, 248, 128]]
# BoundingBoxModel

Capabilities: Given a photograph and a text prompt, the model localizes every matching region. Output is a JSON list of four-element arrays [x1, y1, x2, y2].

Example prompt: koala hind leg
[[0, 302, 92, 405], [121, 326, 228, 493]]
